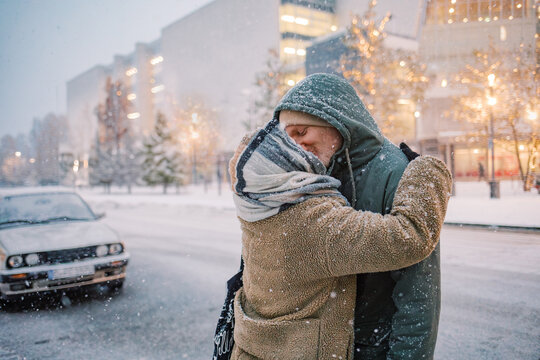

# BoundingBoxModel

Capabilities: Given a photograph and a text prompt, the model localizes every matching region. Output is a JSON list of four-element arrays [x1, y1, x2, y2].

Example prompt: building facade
[[65, 41, 162, 185], [419, 0, 538, 180], [65, 0, 536, 184]]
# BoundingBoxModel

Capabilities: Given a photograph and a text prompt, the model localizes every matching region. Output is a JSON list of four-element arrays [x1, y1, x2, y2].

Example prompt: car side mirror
[[96, 212, 106, 220]]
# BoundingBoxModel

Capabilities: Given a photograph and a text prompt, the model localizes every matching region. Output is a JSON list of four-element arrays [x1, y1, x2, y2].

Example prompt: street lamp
[[487, 73, 500, 198], [191, 113, 199, 185]]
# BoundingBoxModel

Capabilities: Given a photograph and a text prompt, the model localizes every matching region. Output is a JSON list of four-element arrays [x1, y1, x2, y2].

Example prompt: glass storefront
[[425, 0, 529, 25]]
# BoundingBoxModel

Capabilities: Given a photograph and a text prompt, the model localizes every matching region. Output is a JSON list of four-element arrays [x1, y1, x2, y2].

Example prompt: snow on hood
[[274, 73, 384, 172], [0, 221, 119, 255]]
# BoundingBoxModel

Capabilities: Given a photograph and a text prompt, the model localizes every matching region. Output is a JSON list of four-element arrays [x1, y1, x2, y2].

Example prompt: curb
[[444, 222, 540, 233]]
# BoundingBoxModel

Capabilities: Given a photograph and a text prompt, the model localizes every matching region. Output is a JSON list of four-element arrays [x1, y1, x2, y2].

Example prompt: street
[[1, 202, 539, 360]]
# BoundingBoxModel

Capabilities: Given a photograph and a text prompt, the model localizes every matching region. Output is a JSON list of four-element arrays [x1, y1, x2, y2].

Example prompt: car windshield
[[0, 193, 95, 227]]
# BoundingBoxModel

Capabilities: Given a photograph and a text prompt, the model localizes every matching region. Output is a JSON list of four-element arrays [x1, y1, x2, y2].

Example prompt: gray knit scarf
[[232, 118, 347, 222]]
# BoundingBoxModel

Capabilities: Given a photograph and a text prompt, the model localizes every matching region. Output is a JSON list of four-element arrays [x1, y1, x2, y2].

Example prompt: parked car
[[0, 191, 129, 300]]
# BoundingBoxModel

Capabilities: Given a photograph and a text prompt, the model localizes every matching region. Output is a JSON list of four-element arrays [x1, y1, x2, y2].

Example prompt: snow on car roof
[[0, 186, 78, 198]]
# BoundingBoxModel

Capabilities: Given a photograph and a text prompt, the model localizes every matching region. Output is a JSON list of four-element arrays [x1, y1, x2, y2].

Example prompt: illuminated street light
[[191, 113, 199, 184], [526, 109, 537, 121], [488, 73, 496, 87]]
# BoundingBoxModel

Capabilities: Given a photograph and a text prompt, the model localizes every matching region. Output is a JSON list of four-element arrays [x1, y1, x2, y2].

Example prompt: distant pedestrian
[[478, 162, 486, 181]]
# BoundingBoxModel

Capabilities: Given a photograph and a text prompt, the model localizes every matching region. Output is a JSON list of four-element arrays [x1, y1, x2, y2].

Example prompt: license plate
[[48, 265, 95, 280]]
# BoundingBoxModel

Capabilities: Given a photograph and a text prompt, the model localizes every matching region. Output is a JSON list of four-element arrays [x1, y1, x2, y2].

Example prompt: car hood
[[0, 221, 119, 255]]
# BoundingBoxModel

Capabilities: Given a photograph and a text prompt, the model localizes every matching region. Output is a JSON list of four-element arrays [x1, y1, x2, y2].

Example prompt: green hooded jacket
[[274, 73, 440, 360]]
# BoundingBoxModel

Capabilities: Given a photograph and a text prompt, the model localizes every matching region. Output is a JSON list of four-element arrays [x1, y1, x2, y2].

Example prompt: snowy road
[[0, 202, 538, 360]]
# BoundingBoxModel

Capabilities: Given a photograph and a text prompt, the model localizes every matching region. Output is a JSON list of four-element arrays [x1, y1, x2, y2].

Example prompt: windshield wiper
[[0, 219, 35, 226], [32, 217, 91, 224], [0, 217, 91, 226]]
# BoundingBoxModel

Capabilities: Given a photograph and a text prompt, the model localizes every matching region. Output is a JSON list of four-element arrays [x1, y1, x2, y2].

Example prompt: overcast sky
[[0, 0, 214, 139]]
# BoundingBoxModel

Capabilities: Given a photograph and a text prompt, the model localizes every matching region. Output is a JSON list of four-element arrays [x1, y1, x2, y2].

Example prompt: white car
[[0, 191, 129, 300]]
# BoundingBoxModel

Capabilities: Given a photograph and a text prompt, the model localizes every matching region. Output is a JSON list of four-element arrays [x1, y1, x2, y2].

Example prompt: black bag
[[212, 258, 244, 360]]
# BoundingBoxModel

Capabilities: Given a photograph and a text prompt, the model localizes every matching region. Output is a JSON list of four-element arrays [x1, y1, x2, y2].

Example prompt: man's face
[[280, 111, 343, 167]]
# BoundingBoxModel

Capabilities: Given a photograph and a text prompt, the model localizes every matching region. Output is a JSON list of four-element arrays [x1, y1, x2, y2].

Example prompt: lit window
[[284, 47, 296, 55], [500, 26, 507, 41], [397, 99, 410, 105], [150, 56, 164, 65], [281, 15, 295, 23], [151, 84, 165, 94], [441, 79, 448, 87], [473, 149, 480, 154], [296, 49, 306, 56], [127, 93, 137, 101], [127, 112, 140, 119], [295, 17, 309, 26], [126, 67, 138, 77]]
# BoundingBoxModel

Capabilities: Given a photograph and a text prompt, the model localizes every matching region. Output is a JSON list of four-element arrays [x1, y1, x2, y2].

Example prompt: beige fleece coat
[[230, 155, 452, 359]]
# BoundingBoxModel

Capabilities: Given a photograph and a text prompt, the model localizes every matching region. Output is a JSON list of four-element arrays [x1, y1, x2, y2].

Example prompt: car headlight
[[95, 245, 108, 257], [25, 253, 40, 266], [7, 255, 24, 268], [109, 243, 123, 255]]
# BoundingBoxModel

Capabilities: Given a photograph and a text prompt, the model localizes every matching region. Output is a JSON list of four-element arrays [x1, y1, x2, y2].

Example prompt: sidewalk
[[444, 180, 539, 230], [2, 180, 539, 230], [79, 180, 539, 230]]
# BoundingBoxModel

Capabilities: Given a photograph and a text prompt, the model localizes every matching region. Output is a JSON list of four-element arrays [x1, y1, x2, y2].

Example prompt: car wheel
[[109, 279, 124, 291], [94, 279, 124, 297]]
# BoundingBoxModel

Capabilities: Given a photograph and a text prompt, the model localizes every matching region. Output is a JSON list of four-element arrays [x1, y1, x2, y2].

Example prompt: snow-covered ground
[[1, 179, 539, 228], [79, 180, 539, 229], [446, 180, 539, 228], [1, 182, 538, 359]]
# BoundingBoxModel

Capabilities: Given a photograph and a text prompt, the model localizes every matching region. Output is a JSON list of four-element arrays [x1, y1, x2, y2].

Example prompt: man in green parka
[[275, 73, 440, 359]]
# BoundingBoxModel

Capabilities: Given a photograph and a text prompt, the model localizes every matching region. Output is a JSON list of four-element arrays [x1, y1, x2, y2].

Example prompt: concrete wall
[[161, 0, 281, 149], [65, 65, 108, 162], [336, 0, 424, 38], [420, 17, 537, 74]]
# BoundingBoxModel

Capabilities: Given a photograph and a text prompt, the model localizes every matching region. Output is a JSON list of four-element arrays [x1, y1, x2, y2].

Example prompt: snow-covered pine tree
[[141, 112, 184, 194]]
